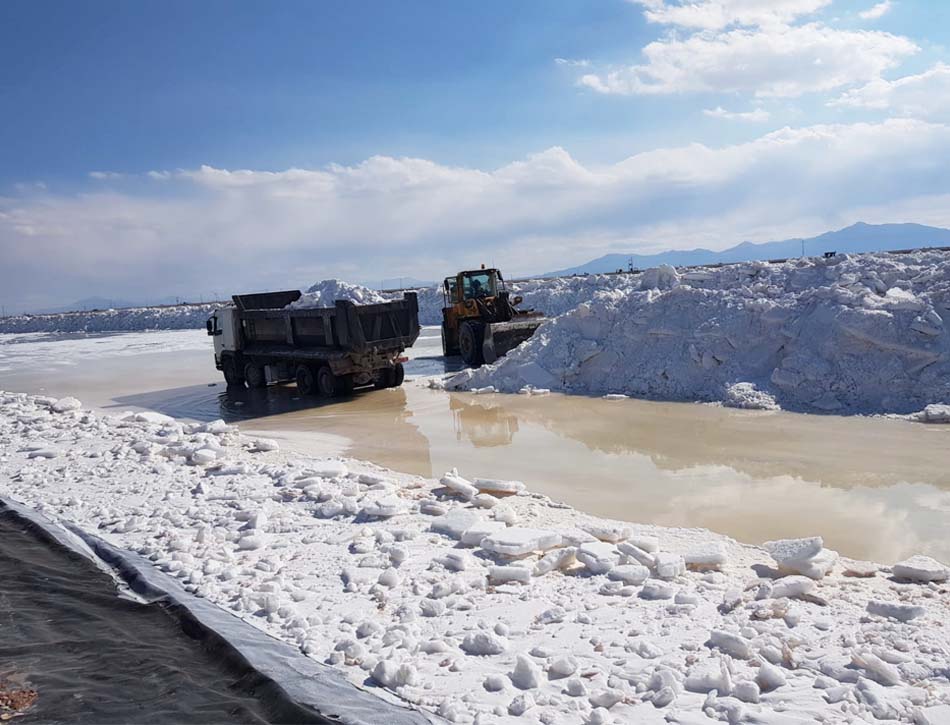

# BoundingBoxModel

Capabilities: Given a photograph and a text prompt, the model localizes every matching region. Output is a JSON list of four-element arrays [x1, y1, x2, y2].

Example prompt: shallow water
[[0, 510, 329, 724], [2, 328, 949, 563]]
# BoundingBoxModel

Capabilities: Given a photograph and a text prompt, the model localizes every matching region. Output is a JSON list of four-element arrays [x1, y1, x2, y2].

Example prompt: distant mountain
[[543, 223, 950, 277]]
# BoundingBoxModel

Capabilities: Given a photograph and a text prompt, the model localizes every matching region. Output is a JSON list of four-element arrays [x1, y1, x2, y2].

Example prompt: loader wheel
[[316, 365, 340, 398], [441, 324, 459, 356], [244, 362, 266, 389], [296, 364, 318, 396], [223, 359, 244, 387], [459, 322, 484, 366]]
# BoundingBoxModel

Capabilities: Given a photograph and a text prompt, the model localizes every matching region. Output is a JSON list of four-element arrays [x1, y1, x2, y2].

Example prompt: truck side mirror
[[206, 319, 214, 336], [513, 295, 523, 306]]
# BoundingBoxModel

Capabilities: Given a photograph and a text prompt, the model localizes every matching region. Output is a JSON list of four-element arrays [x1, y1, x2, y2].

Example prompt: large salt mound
[[450, 251, 950, 415], [287, 279, 389, 309]]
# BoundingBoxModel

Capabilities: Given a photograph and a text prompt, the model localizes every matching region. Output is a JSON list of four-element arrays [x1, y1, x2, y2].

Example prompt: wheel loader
[[440, 267, 545, 366]]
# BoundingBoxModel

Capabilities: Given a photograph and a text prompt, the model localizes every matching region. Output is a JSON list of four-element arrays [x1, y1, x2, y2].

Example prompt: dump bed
[[232, 290, 420, 354]]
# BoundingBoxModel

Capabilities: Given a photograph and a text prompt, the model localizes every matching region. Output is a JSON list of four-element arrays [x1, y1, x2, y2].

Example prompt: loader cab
[[443, 269, 505, 306]]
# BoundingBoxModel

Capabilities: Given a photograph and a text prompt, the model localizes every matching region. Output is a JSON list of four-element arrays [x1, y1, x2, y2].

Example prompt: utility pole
[[801, 239, 805, 257]]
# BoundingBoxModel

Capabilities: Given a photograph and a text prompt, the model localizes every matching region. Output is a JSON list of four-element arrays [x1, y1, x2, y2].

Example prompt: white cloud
[[580, 23, 918, 97], [89, 171, 124, 180], [859, 1, 893, 21], [703, 106, 771, 121], [830, 63, 950, 119], [629, 0, 832, 30], [2, 119, 949, 308]]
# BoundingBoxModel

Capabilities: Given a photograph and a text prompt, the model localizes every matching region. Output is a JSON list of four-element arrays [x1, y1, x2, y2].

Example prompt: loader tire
[[296, 364, 318, 396], [441, 323, 459, 356], [459, 322, 484, 366], [244, 362, 266, 389]]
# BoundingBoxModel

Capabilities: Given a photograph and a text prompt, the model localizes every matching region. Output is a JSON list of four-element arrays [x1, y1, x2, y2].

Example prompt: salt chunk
[[852, 650, 902, 686], [892, 555, 949, 583], [763, 536, 823, 566], [640, 581, 674, 600], [629, 535, 659, 553], [460, 520, 507, 547], [481, 528, 562, 558], [733, 680, 760, 704], [582, 522, 633, 543], [51, 397, 82, 413], [431, 508, 482, 540], [770, 575, 816, 599], [238, 534, 265, 550], [510, 654, 543, 689], [372, 660, 418, 689], [684, 542, 728, 570], [756, 661, 786, 691], [483, 674, 507, 692], [867, 599, 926, 623], [440, 470, 478, 500], [533, 547, 577, 577], [250, 438, 280, 453], [917, 705, 950, 725], [577, 541, 620, 575], [707, 630, 753, 659], [473, 478, 525, 496], [549, 656, 578, 678], [191, 448, 218, 465], [461, 630, 508, 655], [489, 565, 532, 585], [654, 552, 686, 580], [617, 541, 655, 568], [608, 564, 650, 585], [360, 495, 406, 518], [842, 558, 878, 577], [378, 568, 400, 588], [589, 688, 623, 709], [508, 692, 535, 716]]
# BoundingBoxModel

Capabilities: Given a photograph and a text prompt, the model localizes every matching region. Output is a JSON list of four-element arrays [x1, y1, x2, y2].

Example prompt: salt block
[[473, 478, 526, 496], [640, 581, 674, 600], [707, 629, 753, 659], [763, 536, 824, 566], [489, 565, 532, 585], [617, 541, 656, 568], [629, 535, 659, 553], [360, 496, 406, 518], [511, 654, 543, 690], [917, 705, 950, 725], [842, 559, 878, 577], [51, 396, 82, 413], [577, 541, 620, 575], [440, 471, 478, 500], [461, 520, 507, 547], [867, 599, 926, 623], [134, 411, 175, 424], [791, 548, 838, 579], [251, 438, 280, 453], [481, 528, 562, 558], [892, 555, 949, 583], [460, 630, 509, 655], [654, 552, 686, 580], [192, 448, 217, 465], [770, 575, 816, 599], [608, 564, 650, 585], [684, 542, 728, 570], [582, 523, 633, 544], [308, 460, 347, 477], [533, 547, 577, 577], [431, 508, 483, 540]]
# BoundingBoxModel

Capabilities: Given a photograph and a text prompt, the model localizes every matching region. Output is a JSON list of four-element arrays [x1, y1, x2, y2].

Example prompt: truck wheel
[[296, 364, 317, 395], [374, 368, 393, 389], [223, 359, 244, 387], [459, 322, 484, 366], [390, 362, 405, 387], [316, 366, 339, 398], [244, 362, 266, 389]]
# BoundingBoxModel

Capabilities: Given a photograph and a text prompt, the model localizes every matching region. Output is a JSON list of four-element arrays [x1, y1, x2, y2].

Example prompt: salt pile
[[3, 390, 950, 723], [451, 250, 950, 415], [285, 279, 388, 310]]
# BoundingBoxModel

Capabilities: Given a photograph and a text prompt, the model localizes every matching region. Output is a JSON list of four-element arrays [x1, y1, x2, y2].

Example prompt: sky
[[2, 0, 950, 312]]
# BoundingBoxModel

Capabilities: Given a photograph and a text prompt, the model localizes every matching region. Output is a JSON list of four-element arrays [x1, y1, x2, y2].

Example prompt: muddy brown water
[[2, 328, 949, 564]]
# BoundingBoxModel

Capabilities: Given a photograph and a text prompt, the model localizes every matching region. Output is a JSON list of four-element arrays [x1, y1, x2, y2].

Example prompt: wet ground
[[0, 508, 329, 724], [2, 328, 949, 563]]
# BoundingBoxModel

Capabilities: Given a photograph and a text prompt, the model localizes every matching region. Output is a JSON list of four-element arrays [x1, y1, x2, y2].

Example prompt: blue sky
[[2, 0, 950, 311]]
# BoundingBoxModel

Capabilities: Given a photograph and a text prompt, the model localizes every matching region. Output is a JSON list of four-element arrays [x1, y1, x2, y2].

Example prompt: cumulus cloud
[[580, 23, 917, 97], [3, 119, 950, 310], [859, 1, 893, 21], [830, 63, 950, 119], [629, 0, 831, 30], [703, 106, 771, 121]]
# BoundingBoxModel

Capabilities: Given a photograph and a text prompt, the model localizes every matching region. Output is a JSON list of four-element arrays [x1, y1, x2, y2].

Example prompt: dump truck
[[206, 290, 420, 396], [440, 267, 545, 366]]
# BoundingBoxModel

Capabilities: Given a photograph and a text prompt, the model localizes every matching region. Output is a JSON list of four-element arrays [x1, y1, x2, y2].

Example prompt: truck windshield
[[463, 272, 495, 299]]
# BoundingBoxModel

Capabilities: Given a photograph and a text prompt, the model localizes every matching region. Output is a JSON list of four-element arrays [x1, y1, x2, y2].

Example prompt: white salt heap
[[2, 390, 949, 724], [450, 250, 950, 415]]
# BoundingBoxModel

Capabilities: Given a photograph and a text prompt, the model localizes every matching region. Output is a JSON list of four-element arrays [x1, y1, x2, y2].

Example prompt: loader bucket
[[482, 318, 544, 364]]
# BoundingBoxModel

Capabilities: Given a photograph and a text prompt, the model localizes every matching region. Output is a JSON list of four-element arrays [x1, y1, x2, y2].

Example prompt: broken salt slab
[[763, 536, 824, 566], [430, 508, 483, 540], [892, 554, 949, 582], [707, 629, 753, 659], [603, 394, 628, 401], [684, 542, 727, 570], [473, 478, 525, 496], [250, 438, 280, 453], [576, 541, 620, 575], [440, 470, 478, 500], [770, 575, 816, 599], [51, 396, 82, 413], [360, 496, 406, 518], [481, 528, 562, 558], [842, 559, 878, 577], [191, 449, 217, 465], [533, 547, 577, 576], [460, 631, 509, 655], [489, 565, 532, 585], [307, 460, 347, 478], [581, 522, 632, 543], [867, 599, 926, 622], [654, 552, 686, 579], [460, 520, 507, 547], [607, 564, 649, 585]]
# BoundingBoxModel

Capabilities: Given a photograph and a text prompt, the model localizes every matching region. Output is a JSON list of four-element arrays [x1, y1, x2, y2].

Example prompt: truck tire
[[244, 362, 266, 389], [296, 364, 318, 396], [391, 362, 405, 387], [316, 365, 340, 398], [223, 358, 244, 387], [374, 368, 393, 389], [459, 322, 484, 366]]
